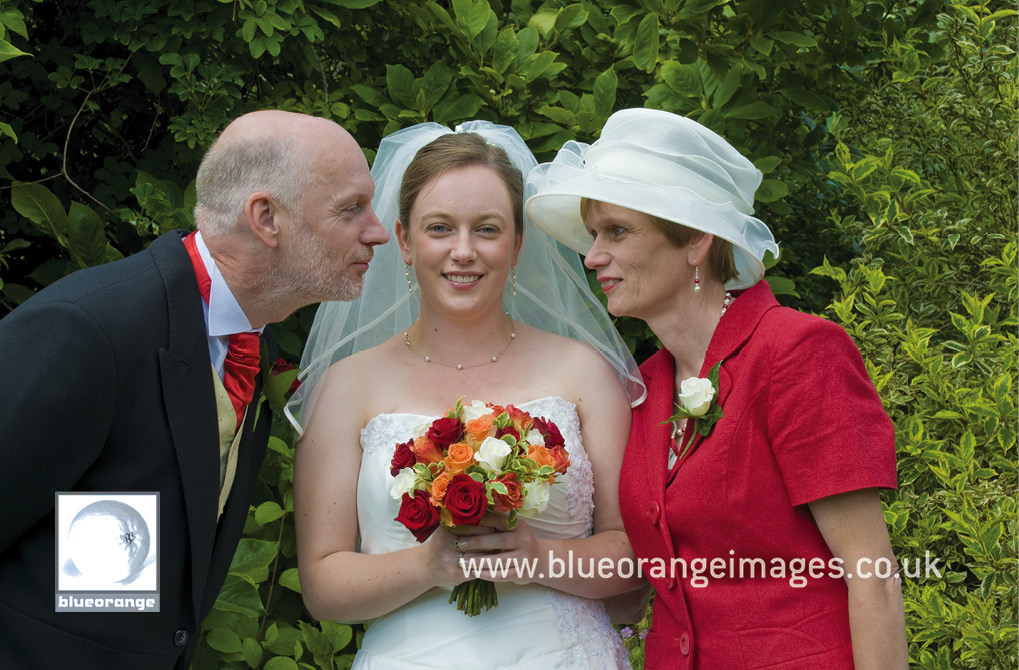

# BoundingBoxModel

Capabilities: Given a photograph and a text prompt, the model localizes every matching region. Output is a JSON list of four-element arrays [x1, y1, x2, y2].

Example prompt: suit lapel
[[151, 231, 220, 622]]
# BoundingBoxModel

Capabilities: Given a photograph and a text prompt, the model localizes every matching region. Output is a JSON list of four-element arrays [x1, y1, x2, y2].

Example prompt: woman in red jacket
[[526, 108, 907, 669]]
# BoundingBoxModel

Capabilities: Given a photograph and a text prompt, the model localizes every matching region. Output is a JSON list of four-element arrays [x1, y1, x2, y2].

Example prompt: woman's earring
[[693, 265, 701, 292], [405, 265, 414, 294], [511, 266, 517, 297]]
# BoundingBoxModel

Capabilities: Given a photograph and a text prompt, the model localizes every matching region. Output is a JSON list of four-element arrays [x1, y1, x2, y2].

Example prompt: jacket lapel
[[699, 280, 781, 391], [151, 231, 220, 622]]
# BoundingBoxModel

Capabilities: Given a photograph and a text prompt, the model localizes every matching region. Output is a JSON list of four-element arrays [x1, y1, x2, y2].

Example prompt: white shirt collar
[[193, 231, 263, 337]]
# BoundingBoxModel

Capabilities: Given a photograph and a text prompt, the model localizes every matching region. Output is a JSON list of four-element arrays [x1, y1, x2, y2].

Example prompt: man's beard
[[265, 227, 368, 311]]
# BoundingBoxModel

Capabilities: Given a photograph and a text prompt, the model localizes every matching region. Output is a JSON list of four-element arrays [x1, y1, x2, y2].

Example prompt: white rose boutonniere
[[666, 362, 724, 460], [678, 377, 715, 416]]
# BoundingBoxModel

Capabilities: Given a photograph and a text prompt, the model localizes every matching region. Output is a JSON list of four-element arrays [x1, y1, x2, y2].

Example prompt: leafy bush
[[1, 0, 1015, 668], [816, 2, 1017, 667]]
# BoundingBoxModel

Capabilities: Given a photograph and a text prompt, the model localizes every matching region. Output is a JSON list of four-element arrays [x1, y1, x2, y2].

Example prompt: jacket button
[[679, 631, 690, 655], [649, 502, 660, 524], [174, 629, 190, 647], [666, 577, 676, 590]]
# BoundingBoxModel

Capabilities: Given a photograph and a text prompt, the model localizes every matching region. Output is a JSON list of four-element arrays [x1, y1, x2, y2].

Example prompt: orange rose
[[490, 472, 523, 512], [430, 471, 451, 505], [411, 435, 444, 464], [465, 415, 495, 445], [527, 445, 556, 470], [444, 442, 476, 473], [549, 446, 571, 475]]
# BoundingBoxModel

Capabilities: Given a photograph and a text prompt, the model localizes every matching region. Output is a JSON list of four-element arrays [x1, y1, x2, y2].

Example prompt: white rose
[[462, 400, 495, 422], [518, 481, 551, 518], [390, 468, 418, 500], [678, 376, 715, 416], [525, 429, 545, 447], [411, 421, 432, 438], [477, 436, 512, 473]]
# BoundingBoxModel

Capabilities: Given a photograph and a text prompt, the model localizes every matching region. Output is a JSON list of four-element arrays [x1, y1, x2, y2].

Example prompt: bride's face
[[397, 164, 522, 318]]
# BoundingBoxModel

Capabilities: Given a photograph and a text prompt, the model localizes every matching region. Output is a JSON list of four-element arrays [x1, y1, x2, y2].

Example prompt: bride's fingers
[[476, 512, 512, 531], [448, 524, 497, 537], [455, 529, 522, 554]]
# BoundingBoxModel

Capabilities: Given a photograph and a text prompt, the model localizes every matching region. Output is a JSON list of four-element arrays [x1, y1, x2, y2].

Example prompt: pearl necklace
[[403, 320, 517, 371]]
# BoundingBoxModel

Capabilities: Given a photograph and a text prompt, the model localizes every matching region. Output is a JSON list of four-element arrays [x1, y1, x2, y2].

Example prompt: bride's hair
[[398, 133, 524, 236]]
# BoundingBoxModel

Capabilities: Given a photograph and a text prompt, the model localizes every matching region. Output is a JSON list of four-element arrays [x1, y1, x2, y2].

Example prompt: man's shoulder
[[13, 232, 187, 317]]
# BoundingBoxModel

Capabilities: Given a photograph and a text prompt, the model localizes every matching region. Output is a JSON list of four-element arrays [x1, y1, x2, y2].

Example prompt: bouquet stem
[[449, 578, 498, 616]]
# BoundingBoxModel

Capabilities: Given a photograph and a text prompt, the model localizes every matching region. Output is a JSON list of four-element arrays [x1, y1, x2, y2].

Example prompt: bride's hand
[[450, 519, 542, 586], [426, 525, 495, 587]]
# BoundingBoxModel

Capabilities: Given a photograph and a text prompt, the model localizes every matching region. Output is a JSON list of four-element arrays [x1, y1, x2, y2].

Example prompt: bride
[[288, 121, 645, 669]]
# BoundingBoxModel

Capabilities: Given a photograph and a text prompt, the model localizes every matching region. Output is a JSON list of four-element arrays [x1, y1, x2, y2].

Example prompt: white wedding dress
[[352, 396, 631, 670]]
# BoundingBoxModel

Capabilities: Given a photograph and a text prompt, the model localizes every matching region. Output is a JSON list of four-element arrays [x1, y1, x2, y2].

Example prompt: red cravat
[[183, 232, 260, 430]]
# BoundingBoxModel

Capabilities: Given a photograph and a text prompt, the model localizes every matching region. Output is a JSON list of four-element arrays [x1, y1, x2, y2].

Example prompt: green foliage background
[[1, 0, 1015, 668]]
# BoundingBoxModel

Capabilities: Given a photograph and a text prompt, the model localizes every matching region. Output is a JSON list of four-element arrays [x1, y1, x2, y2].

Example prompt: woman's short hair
[[399, 133, 524, 235], [649, 216, 738, 285]]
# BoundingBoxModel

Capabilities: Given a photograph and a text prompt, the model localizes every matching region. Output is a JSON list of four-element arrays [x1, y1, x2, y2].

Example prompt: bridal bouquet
[[389, 398, 570, 616]]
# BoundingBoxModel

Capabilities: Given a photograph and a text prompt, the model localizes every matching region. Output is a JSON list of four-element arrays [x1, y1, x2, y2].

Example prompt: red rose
[[444, 473, 487, 526], [390, 439, 416, 476], [395, 490, 439, 542], [495, 425, 520, 442], [533, 416, 565, 448], [427, 417, 464, 447], [490, 472, 523, 513]]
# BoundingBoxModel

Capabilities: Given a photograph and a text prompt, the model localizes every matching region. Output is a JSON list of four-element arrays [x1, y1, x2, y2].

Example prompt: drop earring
[[693, 265, 701, 292], [511, 266, 517, 297], [405, 265, 414, 294]]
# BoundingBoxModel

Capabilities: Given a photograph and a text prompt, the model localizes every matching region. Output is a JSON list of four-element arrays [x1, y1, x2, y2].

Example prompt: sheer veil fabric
[[286, 121, 645, 435]]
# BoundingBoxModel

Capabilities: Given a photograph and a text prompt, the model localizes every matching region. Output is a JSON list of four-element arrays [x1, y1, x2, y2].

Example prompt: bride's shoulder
[[318, 334, 405, 403], [323, 333, 403, 376], [514, 324, 619, 392], [516, 323, 611, 366]]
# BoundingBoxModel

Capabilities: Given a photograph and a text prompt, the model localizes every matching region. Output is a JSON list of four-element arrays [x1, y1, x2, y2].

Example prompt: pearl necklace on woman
[[403, 319, 517, 371]]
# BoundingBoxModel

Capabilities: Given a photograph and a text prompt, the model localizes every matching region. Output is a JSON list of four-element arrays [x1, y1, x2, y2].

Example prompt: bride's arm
[[461, 344, 644, 599], [294, 361, 469, 623]]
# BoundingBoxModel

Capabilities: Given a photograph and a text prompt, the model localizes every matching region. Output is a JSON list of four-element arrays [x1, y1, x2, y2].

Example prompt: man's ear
[[245, 191, 281, 248]]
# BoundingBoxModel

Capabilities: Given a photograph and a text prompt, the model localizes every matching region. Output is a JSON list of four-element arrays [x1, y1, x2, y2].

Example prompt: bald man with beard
[[0, 111, 388, 669]]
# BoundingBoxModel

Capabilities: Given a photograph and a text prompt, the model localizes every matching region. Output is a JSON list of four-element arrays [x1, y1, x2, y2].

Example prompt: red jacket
[[620, 280, 897, 669]]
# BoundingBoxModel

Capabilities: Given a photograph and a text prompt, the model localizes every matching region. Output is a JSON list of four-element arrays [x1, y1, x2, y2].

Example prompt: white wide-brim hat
[[525, 108, 779, 290]]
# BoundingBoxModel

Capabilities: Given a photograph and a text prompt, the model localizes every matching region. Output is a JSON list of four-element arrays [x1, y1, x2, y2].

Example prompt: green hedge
[[1, 1, 1015, 668]]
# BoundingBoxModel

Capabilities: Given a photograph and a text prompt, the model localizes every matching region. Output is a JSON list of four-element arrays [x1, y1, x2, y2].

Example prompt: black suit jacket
[[0, 231, 273, 669]]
